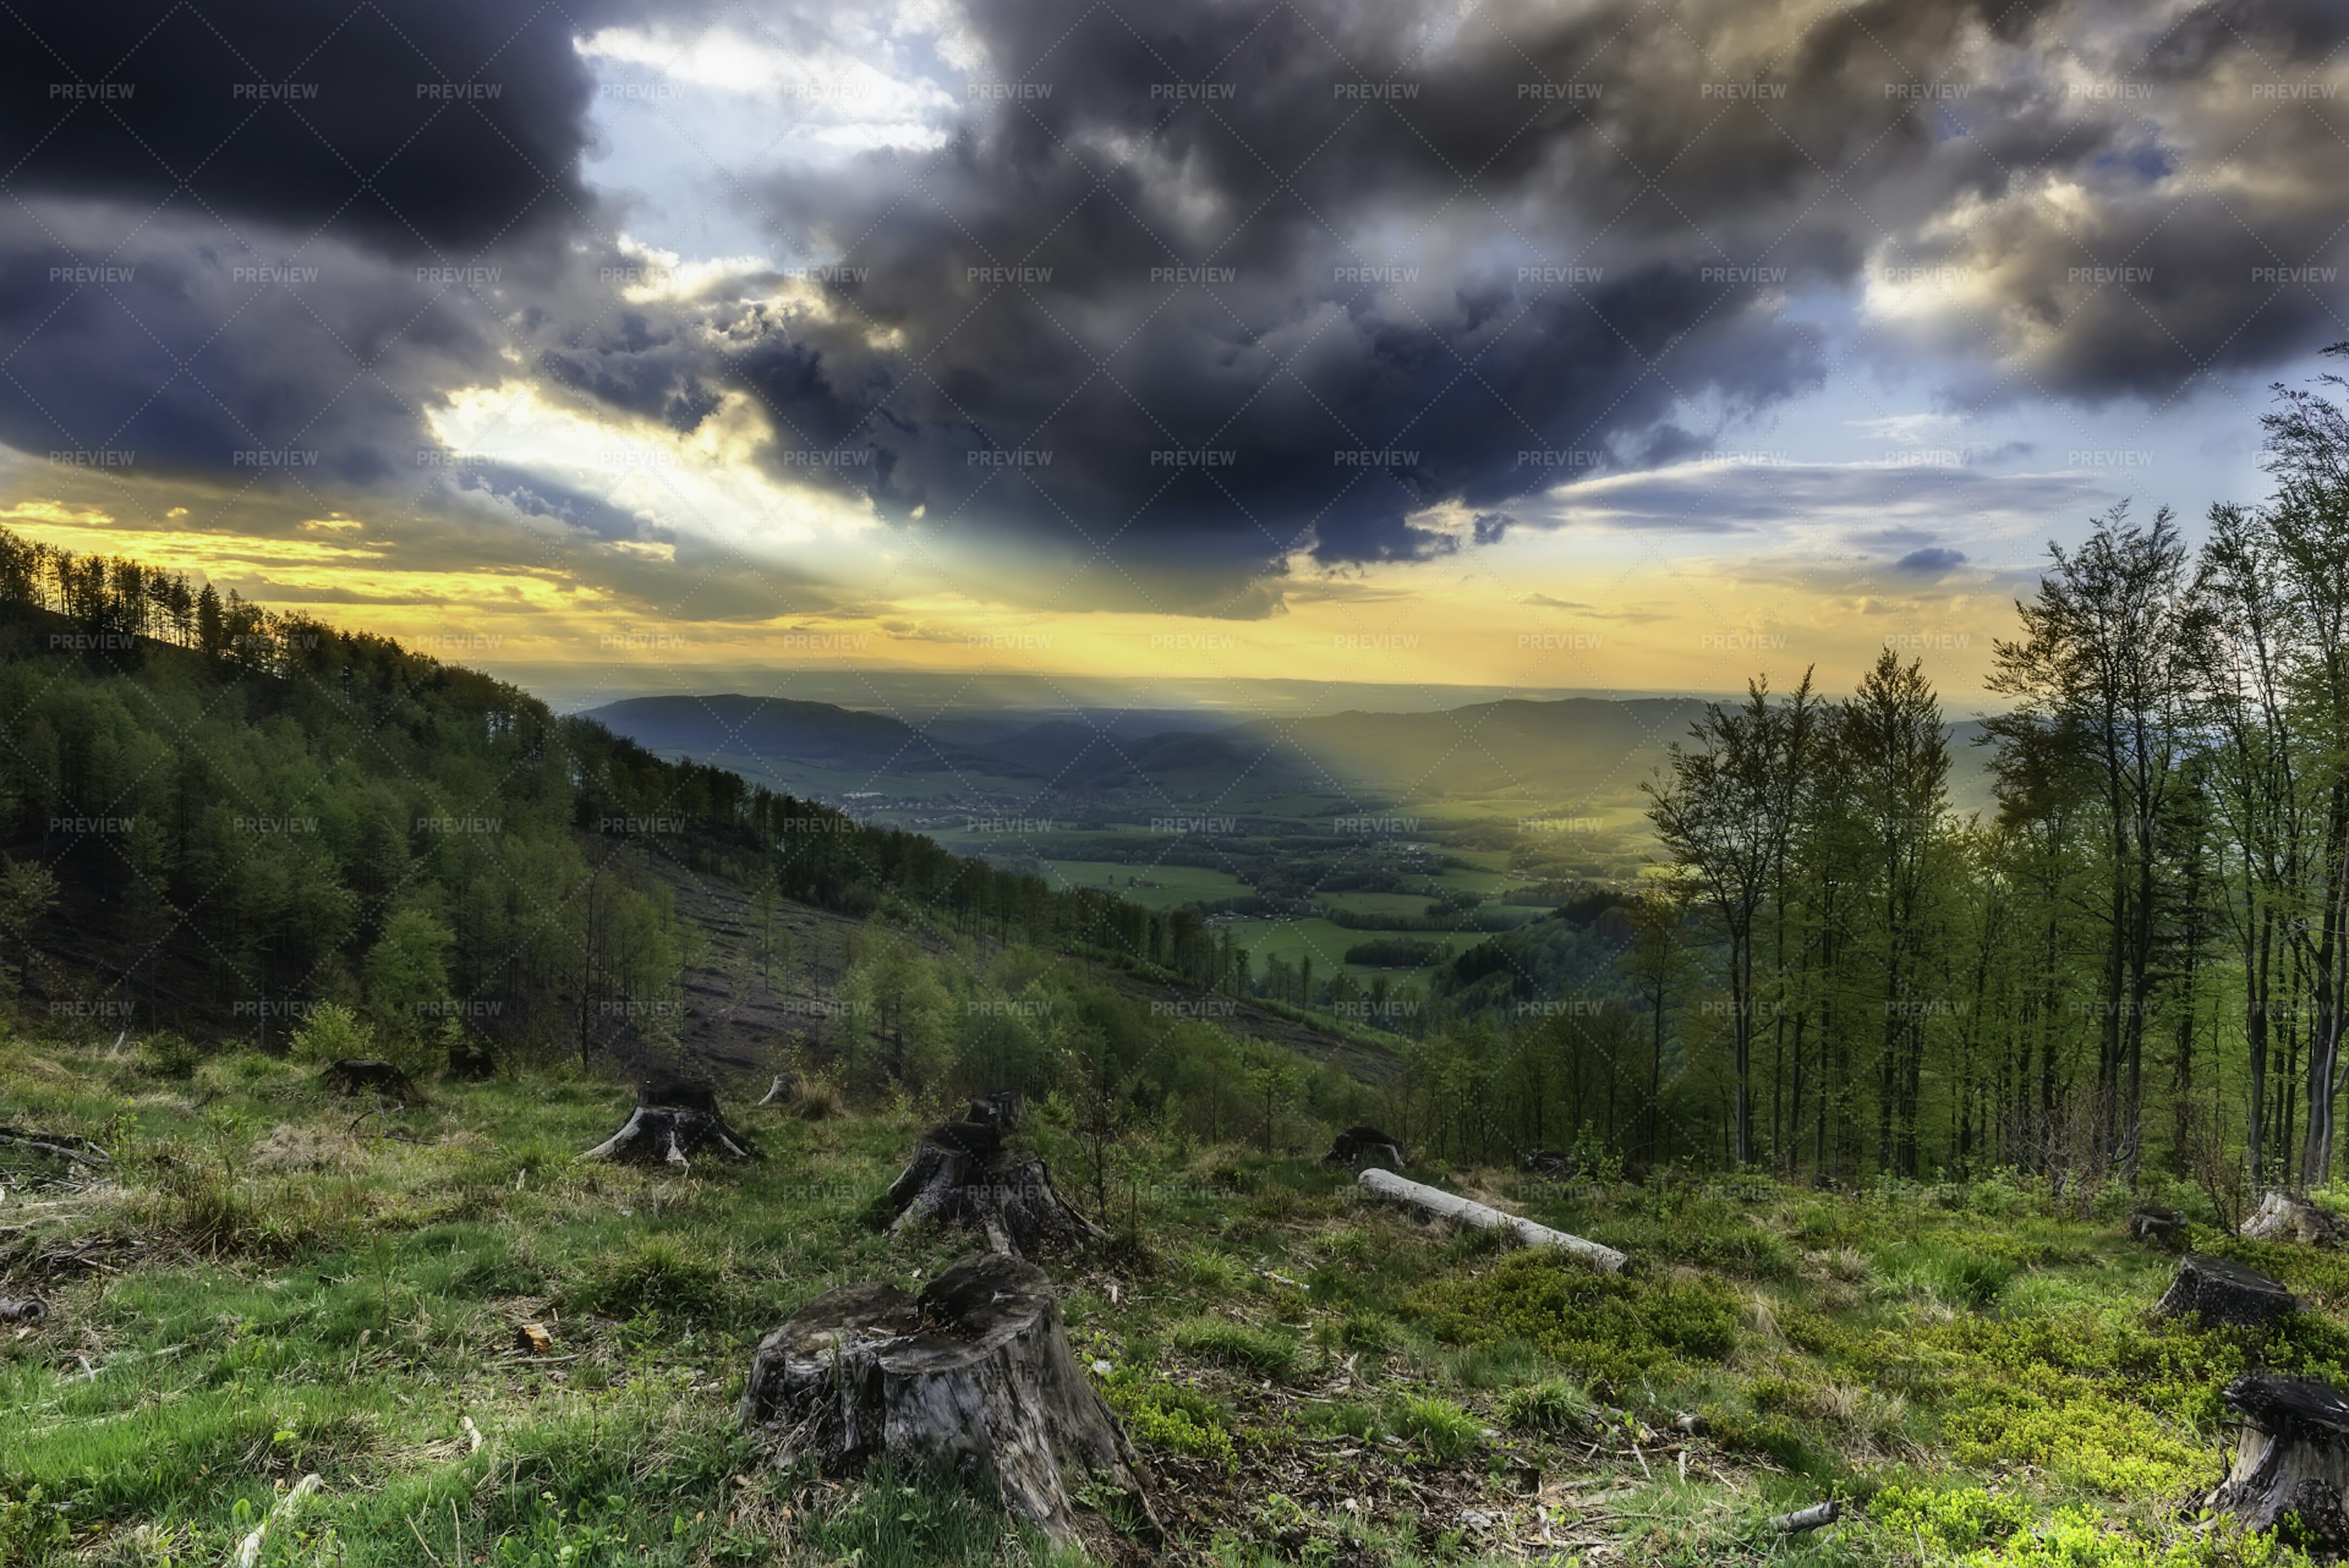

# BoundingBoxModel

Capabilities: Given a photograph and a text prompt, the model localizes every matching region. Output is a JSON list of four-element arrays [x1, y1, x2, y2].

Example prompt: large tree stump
[[2243, 1191, 2347, 1246], [2128, 1205, 2188, 1247], [1324, 1126, 1407, 1168], [2208, 1374, 2349, 1548], [2155, 1254, 2297, 1327], [582, 1081, 760, 1166], [742, 1252, 1157, 1550], [322, 1059, 416, 1098], [882, 1117, 1102, 1256]]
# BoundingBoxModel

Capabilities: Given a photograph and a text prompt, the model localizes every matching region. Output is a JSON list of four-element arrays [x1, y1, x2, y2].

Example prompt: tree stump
[[966, 1090, 1025, 1130], [2243, 1191, 2347, 1246], [446, 1035, 495, 1080], [582, 1081, 760, 1166], [1324, 1125, 1407, 1168], [2208, 1374, 2349, 1548], [322, 1059, 416, 1098], [2128, 1205, 2188, 1247], [1521, 1148, 1578, 1179], [2154, 1254, 2296, 1327], [882, 1119, 1102, 1257], [742, 1252, 1157, 1550]]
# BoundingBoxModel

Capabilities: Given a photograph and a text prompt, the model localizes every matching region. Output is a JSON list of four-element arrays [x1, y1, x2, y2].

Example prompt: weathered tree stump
[[2128, 1205, 2188, 1246], [446, 1035, 495, 1080], [2208, 1374, 2349, 1548], [582, 1081, 760, 1166], [1324, 1125, 1407, 1168], [2154, 1254, 2296, 1327], [1521, 1148, 1578, 1179], [322, 1059, 416, 1098], [742, 1252, 1157, 1550], [2243, 1191, 2347, 1246], [965, 1090, 1025, 1131], [882, 1118, 1102, 1256]]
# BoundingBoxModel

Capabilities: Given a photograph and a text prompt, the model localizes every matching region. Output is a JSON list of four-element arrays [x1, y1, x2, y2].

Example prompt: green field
[[3, 1027, 2330, 1567]]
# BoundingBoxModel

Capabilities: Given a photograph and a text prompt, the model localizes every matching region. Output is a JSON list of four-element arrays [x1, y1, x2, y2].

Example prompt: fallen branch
[[1770, 1500, 1841, 1533], [1356, 1169, 1628, 1273], [233, 1473, 324, 1568], [0, 1129, 111, 1166]]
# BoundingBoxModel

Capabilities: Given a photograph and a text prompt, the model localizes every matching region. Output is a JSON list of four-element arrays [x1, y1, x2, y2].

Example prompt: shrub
[[1170, 1316, 1301, 1382], [286, 1002, 374, 1065], [139, 1030, 203, 1080], [0, 1488, 69, 1566], [1108, 1383, 1238, 1471], [1409, 1252, 1740, 1391]]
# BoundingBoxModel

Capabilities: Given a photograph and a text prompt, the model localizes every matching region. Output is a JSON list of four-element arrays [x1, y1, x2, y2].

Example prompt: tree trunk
[[2242, 1190, 2347, 1246], [741, 1252, 1158, 1551], [2154, 1254, 2296, 1326], [582, 1082, 760, 1166], [2207, 1374, 2349, 1549], [883, 1118, 1103, 1257], [1357, 1168, 1627, 1272]]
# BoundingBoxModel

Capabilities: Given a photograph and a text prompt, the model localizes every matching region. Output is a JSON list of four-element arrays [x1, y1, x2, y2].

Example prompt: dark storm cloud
[[1, 0, 2345, 613], [673, 0, 2349, 600], [0, 0, 611, 252], [1893, 546, 1969, 577]]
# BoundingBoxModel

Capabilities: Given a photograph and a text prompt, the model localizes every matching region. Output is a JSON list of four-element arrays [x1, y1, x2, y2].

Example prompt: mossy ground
[[2, 1035, 2341, 1567]]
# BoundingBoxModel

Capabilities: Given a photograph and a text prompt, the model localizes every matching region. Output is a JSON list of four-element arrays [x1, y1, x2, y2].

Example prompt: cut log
[[1771, 1500, 1841, 1533], [1357, 1168, 1628, 1273], [2243, 1191, 2347, 1246], [2155, 1254, 2297, 1326], [322, 1059, 417, 1098], [581, 1082, 760, 1166], [742, 1251, 1159, 1551], [2208, 1374, 2349, 1549], [882, 1120, 1102, 1256], [2128, 1205, 2189, 1246], [1325, 1126, 1408, 1169], [0, 1296, 46, 1325]]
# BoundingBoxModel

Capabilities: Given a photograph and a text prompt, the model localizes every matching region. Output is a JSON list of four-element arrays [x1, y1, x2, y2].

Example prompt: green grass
[[0, 1031, 2329, 1567]]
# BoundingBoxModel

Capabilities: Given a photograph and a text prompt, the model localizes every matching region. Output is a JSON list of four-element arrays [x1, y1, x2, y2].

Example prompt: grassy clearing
[[0, 1033, 2337, 1566]]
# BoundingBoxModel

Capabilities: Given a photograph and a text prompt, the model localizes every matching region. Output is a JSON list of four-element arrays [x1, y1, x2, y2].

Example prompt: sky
[[1, 0, 2344, 715]]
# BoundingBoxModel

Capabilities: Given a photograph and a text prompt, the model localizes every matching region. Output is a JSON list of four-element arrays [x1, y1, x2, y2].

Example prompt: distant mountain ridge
[[587, 690, 1997, 815]]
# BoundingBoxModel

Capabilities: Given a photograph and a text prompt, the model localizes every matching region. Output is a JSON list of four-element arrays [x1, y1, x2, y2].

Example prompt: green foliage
[[139, 1030, 203, 1079], [287, 1002, 374, 1066], [569, 1235, 729, 1322], [1497, 1377, 1592, 1435], [796, 1463, 1042, 1568], [1409, 1251, 1740, 1391], [0, 1487, 69, 1567], [1386, 1395, 1482, 1460], [1170, 1316, 1302, 1382], [1107, 1381, 1239, 1470], [1970, 1508, 2312, 1568]]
